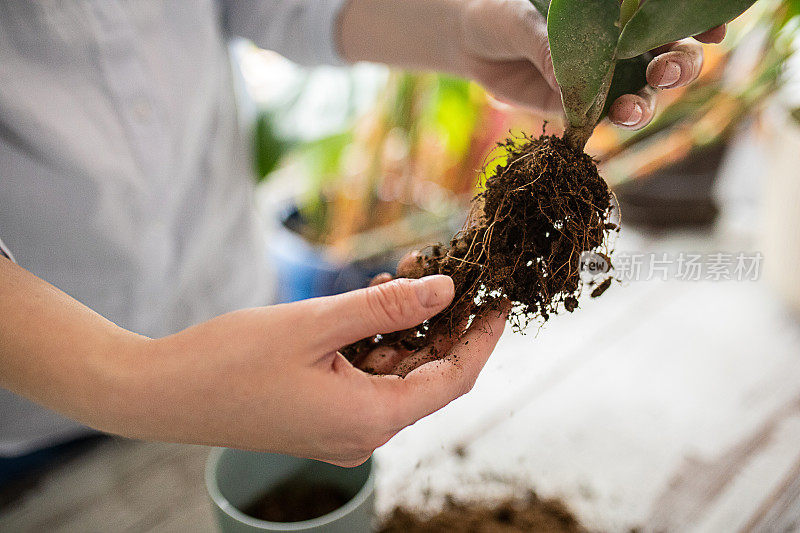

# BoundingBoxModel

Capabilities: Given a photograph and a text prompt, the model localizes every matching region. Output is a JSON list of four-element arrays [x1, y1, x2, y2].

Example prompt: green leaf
[[618, 0, 639, 27], [530, 0, 550, 17], [548, 0, 621, 127], [617, 0, 759, 59]]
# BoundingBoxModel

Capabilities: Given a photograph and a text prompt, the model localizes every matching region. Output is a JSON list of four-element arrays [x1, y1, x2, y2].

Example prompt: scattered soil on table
[[343, 133, 617, 367], [379, 492, 586, 533], [242, 475, 352, 523]]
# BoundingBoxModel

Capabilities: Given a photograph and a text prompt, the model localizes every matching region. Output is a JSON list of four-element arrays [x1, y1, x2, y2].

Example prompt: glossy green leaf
[[617, 0, 759, 59], [548, 0, 621, 126], [618, 0, 639, 27]]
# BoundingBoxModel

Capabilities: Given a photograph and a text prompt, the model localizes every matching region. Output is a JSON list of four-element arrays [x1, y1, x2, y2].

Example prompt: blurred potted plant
[[253, 69, 516, 302]]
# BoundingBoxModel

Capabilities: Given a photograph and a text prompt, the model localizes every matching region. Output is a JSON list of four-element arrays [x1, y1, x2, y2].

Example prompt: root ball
[[343, 134, 617, 365]]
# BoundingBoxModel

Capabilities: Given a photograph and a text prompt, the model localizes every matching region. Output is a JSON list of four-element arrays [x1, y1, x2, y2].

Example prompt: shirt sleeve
[[0, 236, 15, 263], [222, 0, 349, 66]]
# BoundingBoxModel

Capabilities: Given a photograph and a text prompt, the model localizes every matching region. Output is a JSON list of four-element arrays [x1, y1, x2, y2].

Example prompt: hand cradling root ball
[[341, 133, 618, 368]]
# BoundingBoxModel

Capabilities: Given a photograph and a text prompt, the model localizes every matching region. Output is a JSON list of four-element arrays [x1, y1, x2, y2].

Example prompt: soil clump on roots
[[343, 134, 616, 366]]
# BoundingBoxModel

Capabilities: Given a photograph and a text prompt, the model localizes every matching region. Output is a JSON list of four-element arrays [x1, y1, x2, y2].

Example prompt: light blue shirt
[[0, 0, 346, 455]]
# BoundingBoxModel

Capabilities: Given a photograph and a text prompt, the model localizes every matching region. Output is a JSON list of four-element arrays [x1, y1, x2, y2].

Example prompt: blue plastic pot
[[267, 206, 398, 303]]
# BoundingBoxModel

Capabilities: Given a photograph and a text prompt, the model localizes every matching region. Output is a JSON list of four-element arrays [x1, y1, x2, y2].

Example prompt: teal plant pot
[[206, 448, 375, 533]]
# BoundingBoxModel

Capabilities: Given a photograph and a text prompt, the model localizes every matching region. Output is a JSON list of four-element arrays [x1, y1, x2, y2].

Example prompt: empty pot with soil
[[206, 449, 375, 533]]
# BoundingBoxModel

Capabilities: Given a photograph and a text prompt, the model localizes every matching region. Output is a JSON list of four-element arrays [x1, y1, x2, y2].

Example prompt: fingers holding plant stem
[[646, 40, 704, 89], [608, 38, 702, 130]]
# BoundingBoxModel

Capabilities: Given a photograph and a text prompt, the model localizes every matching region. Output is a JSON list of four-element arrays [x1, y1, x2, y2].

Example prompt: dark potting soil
[[343, 133, 616, 367], [242, 475, 352, 523], [379, 492, 586, 533]]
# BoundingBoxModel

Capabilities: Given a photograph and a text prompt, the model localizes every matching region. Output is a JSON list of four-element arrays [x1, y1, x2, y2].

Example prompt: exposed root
[[342, 134, 618, 366]]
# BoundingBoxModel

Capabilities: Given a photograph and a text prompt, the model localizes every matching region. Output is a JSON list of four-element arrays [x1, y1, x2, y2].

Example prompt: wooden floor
[[2, 228, 799, 532]]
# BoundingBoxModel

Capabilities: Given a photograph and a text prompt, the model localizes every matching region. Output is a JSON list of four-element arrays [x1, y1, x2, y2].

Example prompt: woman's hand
[[0, 257, 505, 467], [339, 0, 728, 130], [458, 0, 726, 128], [608, 27, 726, 129], [105, 275, 506, 467]]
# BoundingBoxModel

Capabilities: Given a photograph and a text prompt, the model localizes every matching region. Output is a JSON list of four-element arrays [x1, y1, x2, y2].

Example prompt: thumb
[[503, 0, 559, 92], [296, 275, 455, 353], [517, 8, 558, 92], [463, 0, 558, 91]]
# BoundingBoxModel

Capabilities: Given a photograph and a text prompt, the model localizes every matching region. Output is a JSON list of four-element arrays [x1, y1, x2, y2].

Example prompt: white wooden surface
[[373, 230, 800, 532], [2, 230, 799, 532]]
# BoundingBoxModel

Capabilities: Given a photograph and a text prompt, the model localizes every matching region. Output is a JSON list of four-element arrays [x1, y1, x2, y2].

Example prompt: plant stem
[[564, 124, 593, 152], [564, 63, 618, 152]]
